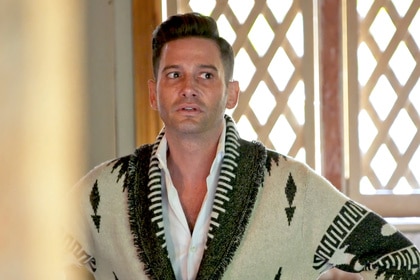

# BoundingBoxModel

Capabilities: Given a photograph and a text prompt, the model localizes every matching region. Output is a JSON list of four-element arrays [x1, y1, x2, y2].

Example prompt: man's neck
[[165, 128, 222, 182]]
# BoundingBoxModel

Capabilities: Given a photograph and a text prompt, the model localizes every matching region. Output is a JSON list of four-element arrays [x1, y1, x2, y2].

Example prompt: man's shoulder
[[235, 139, 310, 177], [75, 144, 155, 191]]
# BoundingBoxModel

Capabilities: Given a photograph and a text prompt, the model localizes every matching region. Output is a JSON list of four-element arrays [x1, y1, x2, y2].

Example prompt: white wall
[[84, 0, 135, 173]]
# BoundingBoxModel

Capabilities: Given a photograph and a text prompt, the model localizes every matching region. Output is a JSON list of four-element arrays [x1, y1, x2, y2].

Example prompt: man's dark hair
[[152, 12, 234, 84]]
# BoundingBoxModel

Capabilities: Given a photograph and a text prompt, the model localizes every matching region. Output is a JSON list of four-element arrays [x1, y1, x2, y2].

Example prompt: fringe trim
[[112, 144, 175, 280], [197, 116, 269, 279]]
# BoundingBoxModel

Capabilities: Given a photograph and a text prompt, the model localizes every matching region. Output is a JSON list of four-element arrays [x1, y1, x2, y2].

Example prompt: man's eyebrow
[[198, 64, 218, 72], [160, 64, 219, 73], [161, 65, 180, 72]]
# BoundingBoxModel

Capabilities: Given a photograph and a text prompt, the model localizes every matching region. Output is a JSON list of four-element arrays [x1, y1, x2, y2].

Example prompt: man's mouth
[[178, 104, 201, 112], [182, 107, 197, 111]]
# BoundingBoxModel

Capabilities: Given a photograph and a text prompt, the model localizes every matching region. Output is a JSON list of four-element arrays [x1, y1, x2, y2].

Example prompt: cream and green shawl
[[65, 115, 420, 279]]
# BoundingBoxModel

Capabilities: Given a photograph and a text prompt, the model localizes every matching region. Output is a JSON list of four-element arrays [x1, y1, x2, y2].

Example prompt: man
[[65, 12, 420, 279]]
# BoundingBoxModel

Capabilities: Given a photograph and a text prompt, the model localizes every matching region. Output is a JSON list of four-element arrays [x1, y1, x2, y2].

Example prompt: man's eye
[[167, 72, 180, 78], [200, 72, 213, 79]]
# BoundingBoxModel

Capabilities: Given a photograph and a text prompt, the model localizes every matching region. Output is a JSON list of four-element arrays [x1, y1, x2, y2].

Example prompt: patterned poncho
[[65, 115, 420, 279]]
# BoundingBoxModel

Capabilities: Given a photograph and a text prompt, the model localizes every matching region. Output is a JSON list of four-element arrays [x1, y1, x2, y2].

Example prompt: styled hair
[[152, 12, 234, 84]]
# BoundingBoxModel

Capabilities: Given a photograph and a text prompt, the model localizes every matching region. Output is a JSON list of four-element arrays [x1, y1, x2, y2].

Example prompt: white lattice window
[[346, 0, 420, 216]]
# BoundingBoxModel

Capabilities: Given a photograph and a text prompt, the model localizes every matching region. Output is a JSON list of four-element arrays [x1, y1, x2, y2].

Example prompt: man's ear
[[226, 80, 240, 109], [148, 79, 158, 110]]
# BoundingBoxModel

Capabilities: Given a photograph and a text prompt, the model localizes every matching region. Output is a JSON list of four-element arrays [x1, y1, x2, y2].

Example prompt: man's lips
[[176, 104, 202, 112]]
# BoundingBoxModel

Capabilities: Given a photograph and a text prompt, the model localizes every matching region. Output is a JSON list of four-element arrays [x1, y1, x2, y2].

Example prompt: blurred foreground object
[[0, 0, 86, 279]]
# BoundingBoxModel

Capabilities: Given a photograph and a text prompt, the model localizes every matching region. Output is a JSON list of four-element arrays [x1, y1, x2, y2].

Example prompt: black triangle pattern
[[89, 180, 101, 232], [284, 173, 297, 226]]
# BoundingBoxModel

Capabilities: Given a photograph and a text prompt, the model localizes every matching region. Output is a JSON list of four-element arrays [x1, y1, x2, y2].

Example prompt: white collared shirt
[[156, 125, 226, 280]]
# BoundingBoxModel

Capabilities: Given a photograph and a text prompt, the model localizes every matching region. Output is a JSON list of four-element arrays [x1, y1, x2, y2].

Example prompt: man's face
[[149, 37, 239, 137]]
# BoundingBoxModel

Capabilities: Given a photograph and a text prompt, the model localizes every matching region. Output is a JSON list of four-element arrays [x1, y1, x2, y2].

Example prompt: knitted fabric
[[64, 115, 420, 279]]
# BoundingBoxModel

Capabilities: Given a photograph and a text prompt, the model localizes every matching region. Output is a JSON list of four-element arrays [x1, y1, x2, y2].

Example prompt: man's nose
[[181, 76, 197, 97]]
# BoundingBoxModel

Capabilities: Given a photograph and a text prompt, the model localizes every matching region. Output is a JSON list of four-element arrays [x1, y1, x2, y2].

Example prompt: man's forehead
[[160, 38, 222, 65], [163, 37, 219, 51]]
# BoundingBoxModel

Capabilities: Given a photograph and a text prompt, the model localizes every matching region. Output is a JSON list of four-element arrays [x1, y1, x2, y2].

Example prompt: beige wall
[[0, 1, 135, 278]]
